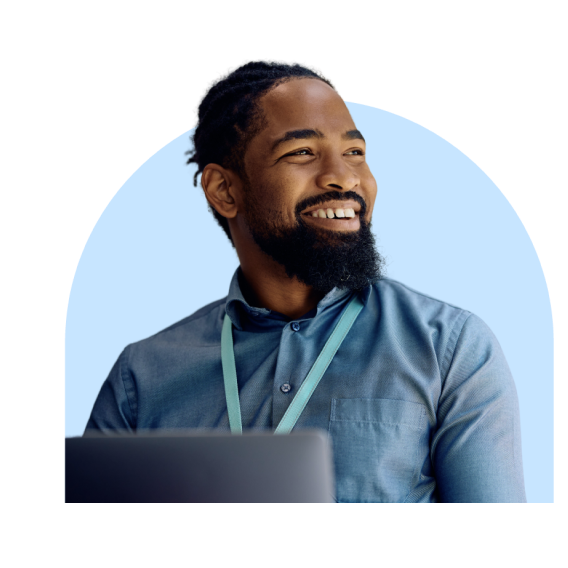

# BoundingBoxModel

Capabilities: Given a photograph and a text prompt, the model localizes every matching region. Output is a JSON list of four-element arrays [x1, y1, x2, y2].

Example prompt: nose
[[315, 154, 359, 191]]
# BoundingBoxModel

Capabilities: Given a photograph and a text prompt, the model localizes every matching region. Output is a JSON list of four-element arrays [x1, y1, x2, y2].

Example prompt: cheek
[[245, 184, 292, 228], [361, 173, 378, 217], [257, 172, 304, 221]]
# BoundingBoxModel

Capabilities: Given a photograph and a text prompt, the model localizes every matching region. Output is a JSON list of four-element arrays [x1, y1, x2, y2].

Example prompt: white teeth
[[308, 207, 357, 219]]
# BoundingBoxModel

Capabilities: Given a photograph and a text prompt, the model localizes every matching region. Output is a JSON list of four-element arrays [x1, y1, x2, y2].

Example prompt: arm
[[83, 347, 136, 434], [432, 314, 526, 502]]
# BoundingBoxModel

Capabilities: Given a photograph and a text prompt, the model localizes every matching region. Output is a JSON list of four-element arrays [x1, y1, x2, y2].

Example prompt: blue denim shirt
[[85, 271, 526, 503]]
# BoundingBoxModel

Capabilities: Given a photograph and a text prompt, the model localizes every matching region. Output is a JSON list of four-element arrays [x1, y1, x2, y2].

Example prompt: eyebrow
[[271, 128, 365, 153]]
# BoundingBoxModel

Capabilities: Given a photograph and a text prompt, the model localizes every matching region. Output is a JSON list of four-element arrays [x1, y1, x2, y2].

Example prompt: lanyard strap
[[221, 293, 364, 435]]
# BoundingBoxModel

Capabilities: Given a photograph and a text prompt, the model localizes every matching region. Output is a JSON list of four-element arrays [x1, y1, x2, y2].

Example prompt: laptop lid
[[66, 429, 335, 503]]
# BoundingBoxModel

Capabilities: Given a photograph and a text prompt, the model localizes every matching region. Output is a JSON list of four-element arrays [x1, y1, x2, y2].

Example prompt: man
[[86, 61, 526, 503]]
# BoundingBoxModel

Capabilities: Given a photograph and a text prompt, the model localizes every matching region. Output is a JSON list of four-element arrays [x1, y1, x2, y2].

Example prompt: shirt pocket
[[328, 398, 427, 503]]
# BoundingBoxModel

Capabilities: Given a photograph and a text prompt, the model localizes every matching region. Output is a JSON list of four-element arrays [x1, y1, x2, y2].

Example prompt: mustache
[[295, 191, 367, 218]]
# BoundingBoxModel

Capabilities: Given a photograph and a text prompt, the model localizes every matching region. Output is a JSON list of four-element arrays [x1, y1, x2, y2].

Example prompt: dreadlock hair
[[186, 61, 334, 244]]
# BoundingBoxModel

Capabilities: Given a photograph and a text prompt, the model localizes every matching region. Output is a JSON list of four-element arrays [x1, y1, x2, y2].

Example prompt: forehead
[[257, 78, 356, 138]]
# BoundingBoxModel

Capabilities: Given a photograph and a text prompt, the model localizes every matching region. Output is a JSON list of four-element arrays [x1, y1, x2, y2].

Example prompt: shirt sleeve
[[431, 313, 526, 502], [83, 347, 136, 434]]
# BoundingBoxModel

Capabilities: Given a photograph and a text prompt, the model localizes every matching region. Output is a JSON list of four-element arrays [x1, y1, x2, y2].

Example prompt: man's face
[[235, 78, 383, 292]]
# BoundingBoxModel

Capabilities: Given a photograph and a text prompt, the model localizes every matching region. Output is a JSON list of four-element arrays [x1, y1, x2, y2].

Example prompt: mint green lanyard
[[221, 294, 364, 435]]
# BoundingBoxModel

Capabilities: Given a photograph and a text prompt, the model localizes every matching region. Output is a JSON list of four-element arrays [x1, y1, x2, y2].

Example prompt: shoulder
[[369, 279, 514, 384], [369, 279, 502, 378], [373, 278, 471, 331], [124, 297, 227, 365]]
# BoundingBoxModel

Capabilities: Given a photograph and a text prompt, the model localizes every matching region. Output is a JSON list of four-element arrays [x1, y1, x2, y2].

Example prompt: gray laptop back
[[66, 429, 335, 503]]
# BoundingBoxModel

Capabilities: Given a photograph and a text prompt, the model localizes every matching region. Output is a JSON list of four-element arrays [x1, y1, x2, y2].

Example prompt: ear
[[201, 164, 241, 219]]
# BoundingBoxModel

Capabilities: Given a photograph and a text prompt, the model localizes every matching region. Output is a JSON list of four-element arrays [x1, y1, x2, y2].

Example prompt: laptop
[[66, 429, 335, 503]]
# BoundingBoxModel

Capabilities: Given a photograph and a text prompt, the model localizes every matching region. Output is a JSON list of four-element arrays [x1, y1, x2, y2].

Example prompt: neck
[[238, 261, 325, 320]]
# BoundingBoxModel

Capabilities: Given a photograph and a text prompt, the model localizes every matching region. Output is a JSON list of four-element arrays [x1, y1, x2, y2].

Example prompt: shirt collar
[[225, 268, 372, 330]]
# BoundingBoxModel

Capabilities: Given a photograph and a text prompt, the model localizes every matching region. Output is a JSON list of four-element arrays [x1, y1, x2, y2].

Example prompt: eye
[[345, 149, 364, 156], [283, 148, 365, 157]]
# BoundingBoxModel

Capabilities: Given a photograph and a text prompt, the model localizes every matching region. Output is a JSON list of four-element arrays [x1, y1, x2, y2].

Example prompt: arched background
[[65, 102, 553, 502]]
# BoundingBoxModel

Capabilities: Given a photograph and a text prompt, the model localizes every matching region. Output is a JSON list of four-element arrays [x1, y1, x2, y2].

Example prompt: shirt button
[[280, 383, 292, 393], [291, 322, 300, 332]]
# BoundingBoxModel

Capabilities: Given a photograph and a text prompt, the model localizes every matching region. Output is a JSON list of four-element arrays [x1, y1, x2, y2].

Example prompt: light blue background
[[65, 103, 553, 502]]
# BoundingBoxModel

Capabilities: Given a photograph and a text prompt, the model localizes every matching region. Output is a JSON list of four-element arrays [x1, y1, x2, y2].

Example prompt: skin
[[201, 78, 378, 319]]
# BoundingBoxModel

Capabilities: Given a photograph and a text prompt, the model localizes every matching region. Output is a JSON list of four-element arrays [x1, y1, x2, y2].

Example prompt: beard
[[242, 188, 385, 294]]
